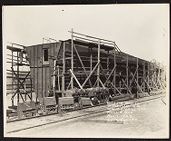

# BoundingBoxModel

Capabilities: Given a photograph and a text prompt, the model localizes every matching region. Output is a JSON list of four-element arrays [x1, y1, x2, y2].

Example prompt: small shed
[[26, 42, 62, 99]]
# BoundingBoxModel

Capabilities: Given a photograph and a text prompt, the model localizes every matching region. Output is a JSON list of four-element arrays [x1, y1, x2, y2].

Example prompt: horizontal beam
[[69, 30, 115, 44]]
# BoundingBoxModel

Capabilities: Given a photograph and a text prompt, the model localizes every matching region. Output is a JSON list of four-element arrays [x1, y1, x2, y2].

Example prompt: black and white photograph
[[2, 4, 170, 138]]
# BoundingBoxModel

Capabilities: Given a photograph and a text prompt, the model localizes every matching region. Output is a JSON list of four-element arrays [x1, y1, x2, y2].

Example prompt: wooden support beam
[[143, 61, 146, 91], [135, 79, 144, 94], [104, 65, 116, 86], [71, 28, 74, 89], [119, 80, 121, 92], [70, 30, 121, 53], [157, 66, 165, 89], [113, 47, 116, 94], [24, 84, 27, 101], [53, 60, 57, 95], [57, 65, 61, 91], [30, 78, 33, 101], [126, 55, 129, 94], [121, 79, 133, 95], [100, 64, 110, 81], [66, 79, 71, 90], [42, 39, 44, 107], [82, 61, 100, 88], [11, 67, 30, 89], [98, 78, 105, 89], [143, 76, 152, 91], [69, 69, 83, 90], [147, 62, 150, 86], [151, 71, 158, 89], [12, 50, 14, 100], [74, 45, 92, 87], [90, 48, 93, 72], [96, 69, 122, 97], [107, 50, 109, 70], [19, 93, 25, 103], [99, 66, 122, 95], [110, 81, 122, 95], [36, 46, 38, 103], [62, 42, 65, 96], [93, 79, 98, 87], [97, 40, 100, 87], [156, 67, 163, 89], [129, 69, 138, 87], [17, 51, 19, 103], [136, 57, 139, 98], [69, 30, 114, 44]]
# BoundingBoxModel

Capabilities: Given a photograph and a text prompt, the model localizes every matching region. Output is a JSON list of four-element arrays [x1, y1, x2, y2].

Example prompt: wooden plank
[[49, 45, 53, 91], [82, 61, 100, 88], [90, 48, 93, 72], [136, 58, 139, 98], [37, 46, 43, 99], [69, 69, 83, 90], [71, 29, 74, 89], [126, 55, 129, 94], [35, 46, 38, 100], [97, 40, 100, 87], [32, 46, 35, 87], [37, 45, 42, 67], [46, 67, 50, 97], [113, 48, 116, 94], [7, 45, 23, 52], [62, 42, 65, 96], [74, 45, 92, 87]]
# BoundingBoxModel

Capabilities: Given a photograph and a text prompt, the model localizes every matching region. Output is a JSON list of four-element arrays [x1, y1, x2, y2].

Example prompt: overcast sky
[[3, 4, 169, 66]]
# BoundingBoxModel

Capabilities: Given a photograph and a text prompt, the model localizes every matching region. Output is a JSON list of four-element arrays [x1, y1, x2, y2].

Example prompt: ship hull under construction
[[6, 30, 166, 120]]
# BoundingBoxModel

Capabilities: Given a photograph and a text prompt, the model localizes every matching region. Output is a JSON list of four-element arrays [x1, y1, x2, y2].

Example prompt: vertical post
[[71, 29, 74, 89], [126, 55, 129, 94], [90, 48, 93, 72], [119, 81, 122, 92], [157, 66, 159, 89], [158, 65, 161, 81], [97, 40, 100, 87], [36, 46, 38, 103], [17, 51, 19, 103], [107, 50, 109, 70], [158, 65, 161, 89], [147, 62, 150, 88], [153, 63, 155, 88], [42, 39, 44, 98], [11, 50, 14, 106], [62, 42, 65, 96], [151, 63, 153, 88], [53, 60, 57, 96], [57, 65, 60, 91], [136, 57, 139, 98], [24, 83, 27, 101], [12, 50, 13, 92], [30, 78, 32, 101], [143, 61, 146, 92], [113, 45, 116, 94], [161, 67, 163, 87]]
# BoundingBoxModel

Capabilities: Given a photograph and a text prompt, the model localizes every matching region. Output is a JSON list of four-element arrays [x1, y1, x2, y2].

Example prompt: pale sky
[[3, 4, 170, 66]]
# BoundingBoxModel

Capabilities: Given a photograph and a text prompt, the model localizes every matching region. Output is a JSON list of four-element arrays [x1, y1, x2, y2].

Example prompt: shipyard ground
[[5, 94, 169, 138]]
